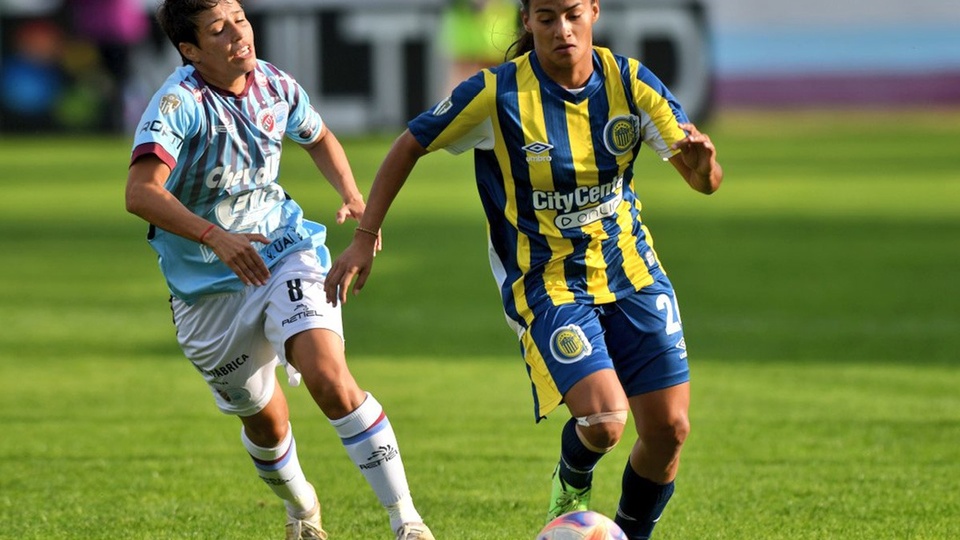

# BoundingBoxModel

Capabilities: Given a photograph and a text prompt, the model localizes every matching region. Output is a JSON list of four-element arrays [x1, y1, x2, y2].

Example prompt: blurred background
[[1, 0, 958, 135]]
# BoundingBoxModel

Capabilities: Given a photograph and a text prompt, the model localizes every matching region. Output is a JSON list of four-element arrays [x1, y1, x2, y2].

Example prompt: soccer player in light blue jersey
[[124, 2, 434, 539], [325, 1, 723, 538]]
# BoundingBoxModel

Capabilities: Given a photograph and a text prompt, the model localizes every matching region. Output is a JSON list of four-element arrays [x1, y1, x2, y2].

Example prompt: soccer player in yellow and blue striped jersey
[[326, 1, 723, 538]]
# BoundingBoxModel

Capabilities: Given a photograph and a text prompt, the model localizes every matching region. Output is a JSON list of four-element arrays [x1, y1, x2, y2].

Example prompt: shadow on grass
[[4, 214, 955, 366], [326, 215, 959, 365]]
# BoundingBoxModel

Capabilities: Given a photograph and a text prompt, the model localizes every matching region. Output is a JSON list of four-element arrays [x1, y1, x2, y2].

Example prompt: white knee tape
[[575, 410, 629, 427]]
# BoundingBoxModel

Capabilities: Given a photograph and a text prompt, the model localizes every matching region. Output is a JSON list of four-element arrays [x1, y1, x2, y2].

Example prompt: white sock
[[330, 392, 423, 530], [241, 423, 317, 516]]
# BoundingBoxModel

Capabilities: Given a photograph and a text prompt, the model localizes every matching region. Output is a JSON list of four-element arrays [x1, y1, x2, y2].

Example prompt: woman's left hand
[[669, 122, 723, 194]]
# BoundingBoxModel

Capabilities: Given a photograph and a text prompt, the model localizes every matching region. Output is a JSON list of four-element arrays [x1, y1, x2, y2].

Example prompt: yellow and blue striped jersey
[[408, 47, 688, 335]]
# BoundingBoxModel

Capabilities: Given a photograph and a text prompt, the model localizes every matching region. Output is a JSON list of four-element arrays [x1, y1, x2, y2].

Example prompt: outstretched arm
[[323, 129, 429, 306], [301, 125, 369, 226], [668, 122, 723, 194]]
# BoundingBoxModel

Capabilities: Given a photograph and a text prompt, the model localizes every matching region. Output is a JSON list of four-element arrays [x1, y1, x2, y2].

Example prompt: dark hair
[[506, 0, 602, 60], [505, 0, 533, 60], [157, 0, 244, 65]]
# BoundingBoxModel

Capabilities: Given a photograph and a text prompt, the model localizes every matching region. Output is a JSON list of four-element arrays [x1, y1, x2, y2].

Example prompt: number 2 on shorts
[[656, 293, 682, 335]]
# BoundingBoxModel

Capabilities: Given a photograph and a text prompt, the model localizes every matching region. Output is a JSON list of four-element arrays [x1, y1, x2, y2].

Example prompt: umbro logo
[[522, 141, 553, 154], [522, 141, 553, 162]]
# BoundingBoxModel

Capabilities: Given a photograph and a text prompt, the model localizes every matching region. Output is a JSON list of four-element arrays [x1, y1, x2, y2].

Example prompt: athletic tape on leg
[[575, 411, 628, 427]]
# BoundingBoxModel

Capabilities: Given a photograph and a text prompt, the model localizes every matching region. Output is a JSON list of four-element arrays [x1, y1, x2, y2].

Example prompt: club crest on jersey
[[158, 93, 182, 115], [257, 108, 276, 134], [603, 114, 640, 155], [256, 103, 289, 139], [522, 141, 553, 162], [550, 324, 592, 364]]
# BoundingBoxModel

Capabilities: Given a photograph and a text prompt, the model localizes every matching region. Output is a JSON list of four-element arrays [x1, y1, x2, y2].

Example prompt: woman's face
[[522, 0, 599, 82], [180, 0, 257, 93]]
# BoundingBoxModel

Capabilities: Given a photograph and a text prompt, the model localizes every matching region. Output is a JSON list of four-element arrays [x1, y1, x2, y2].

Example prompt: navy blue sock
[[558, 417, 604, 489], [615, 462, 675, 540]]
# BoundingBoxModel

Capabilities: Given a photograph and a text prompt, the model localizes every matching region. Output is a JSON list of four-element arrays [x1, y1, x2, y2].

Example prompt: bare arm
[[301, 124, 367, 225], [125, 155, 271, 286], [668, 122, 723, 194], [323, 129, 429, 306]]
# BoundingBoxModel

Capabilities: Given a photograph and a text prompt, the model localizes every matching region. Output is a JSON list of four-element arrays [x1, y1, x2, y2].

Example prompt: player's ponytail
[[506, 30, 534, 60], [505, 0, 533, 59]]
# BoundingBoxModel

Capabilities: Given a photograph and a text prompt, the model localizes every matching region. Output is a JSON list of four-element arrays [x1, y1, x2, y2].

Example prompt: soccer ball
[[536, 511, 628, 540]]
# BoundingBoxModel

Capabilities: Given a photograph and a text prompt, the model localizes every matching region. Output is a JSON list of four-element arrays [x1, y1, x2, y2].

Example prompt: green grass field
[[1, 108, 958, 539]]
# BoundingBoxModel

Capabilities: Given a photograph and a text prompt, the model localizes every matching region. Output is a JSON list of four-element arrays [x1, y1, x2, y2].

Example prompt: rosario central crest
[[603, 114, 640, 155]]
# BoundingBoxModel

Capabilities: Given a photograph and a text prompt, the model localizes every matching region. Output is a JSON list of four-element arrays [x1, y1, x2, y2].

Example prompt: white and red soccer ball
[[537, 511, 627, 540]]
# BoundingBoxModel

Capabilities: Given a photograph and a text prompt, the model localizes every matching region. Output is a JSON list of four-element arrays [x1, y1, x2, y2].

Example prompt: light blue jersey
[[131, 60, 327, 303]]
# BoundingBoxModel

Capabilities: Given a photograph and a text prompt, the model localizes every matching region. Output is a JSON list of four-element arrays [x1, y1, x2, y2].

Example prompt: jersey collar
[[528, 48, 604, 104]]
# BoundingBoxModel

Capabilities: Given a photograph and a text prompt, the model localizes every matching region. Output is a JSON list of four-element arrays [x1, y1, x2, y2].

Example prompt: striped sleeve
[[629, 59, 689, 160], [409, 70, 493, 153], [131, 77, 203, 169]]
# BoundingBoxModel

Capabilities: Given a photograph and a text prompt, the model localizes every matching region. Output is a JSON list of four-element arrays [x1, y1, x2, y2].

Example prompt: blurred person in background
[[0, 18, 65, 131], [67, 0, 151, 131], [325, 1, 722, 539], [124, 1, 434, 539], [440, 0, 519, 93]]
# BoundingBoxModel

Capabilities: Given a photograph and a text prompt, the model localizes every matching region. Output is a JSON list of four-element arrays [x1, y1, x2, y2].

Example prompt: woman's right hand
[[323, 234, 379, 306], [202, 228, 272, 287]]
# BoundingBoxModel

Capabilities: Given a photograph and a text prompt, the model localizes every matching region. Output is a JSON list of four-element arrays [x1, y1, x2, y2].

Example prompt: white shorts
[[171, 250, 344, 417]]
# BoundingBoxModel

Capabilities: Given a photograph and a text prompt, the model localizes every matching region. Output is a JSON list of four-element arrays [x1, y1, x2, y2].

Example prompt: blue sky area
[[715, 24, 960, 76]]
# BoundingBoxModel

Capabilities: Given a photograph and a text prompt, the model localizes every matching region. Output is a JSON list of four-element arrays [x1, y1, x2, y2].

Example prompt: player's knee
[[242, 419, 289, 448], [304, 375, 365, 418], [645, 412, 690, 450], [587, 423, 624, 450], [666, 428, 689, 456], [577, 410, 629, 451], [671, 413, 691, 446]]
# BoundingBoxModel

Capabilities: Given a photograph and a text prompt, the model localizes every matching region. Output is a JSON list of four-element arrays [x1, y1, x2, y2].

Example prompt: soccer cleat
[[285, 501, 328, 540], [546, 464, 592, 523], [395, 521, 435, 540]]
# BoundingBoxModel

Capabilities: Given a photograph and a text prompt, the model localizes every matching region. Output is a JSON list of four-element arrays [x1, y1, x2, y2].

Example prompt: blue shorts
[[520, 272, 690, 420]]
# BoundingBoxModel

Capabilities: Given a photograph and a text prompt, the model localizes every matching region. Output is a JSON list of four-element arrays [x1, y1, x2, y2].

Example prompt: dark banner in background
[[0, 0, 712, 134], [246, 0, 712, 134]]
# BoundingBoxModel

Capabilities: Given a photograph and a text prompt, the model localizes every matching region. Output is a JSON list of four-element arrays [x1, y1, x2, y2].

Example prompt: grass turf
[[0, 108, 958, 539]]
